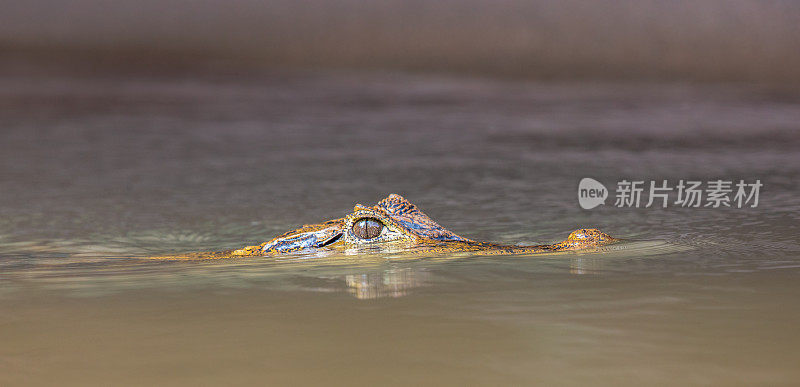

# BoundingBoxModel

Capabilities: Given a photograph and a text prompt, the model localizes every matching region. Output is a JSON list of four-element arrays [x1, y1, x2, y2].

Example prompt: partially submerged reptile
[[159, 194, 617, 259]]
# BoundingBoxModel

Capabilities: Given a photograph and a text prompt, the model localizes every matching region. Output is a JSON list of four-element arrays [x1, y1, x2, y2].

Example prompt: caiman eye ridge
[[352, 218, 384, 240]]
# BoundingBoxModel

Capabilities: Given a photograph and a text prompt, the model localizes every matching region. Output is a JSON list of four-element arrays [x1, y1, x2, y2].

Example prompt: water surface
[[1, 72, 799, 385]]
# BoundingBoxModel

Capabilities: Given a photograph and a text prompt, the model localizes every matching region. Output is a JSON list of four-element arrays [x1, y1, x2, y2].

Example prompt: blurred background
[[1, 0, 800, 83], [3, 3, 800, 385]]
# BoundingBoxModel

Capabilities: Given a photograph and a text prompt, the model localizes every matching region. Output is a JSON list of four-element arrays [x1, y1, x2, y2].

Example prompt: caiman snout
[[556, 228, 617, 250]]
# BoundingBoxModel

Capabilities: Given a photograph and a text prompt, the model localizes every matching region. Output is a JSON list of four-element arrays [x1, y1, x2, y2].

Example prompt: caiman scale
[[160, 194, 617, 259]]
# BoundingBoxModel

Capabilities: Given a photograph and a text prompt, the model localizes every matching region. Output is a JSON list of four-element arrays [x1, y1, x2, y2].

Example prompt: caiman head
[[228, 194, 617, 257]]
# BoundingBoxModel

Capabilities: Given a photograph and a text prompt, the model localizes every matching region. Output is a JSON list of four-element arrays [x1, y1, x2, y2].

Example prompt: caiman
[[158, 194, 617, 259]]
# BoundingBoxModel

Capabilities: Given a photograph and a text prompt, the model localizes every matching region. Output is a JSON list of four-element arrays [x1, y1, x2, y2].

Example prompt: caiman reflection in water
[[158, 194, 617, 260], [341, 258, 605, 300], [343, 256, 604, 299], [341, 268, 432, 300]]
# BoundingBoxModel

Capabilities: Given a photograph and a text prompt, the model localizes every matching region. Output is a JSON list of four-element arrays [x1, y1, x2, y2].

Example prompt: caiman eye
[[352, 218, 384, 240]]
